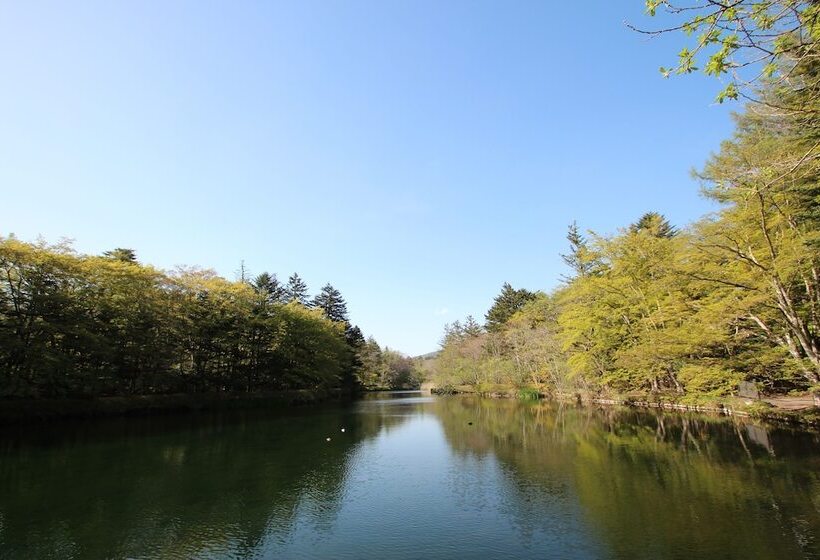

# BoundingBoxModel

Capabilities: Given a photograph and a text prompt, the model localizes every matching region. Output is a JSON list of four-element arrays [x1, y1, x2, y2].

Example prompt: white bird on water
[[341, 428, 346, 432]]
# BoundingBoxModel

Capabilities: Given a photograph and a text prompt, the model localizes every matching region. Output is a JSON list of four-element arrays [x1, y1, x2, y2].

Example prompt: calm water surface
[[1, 393, 819, 559]]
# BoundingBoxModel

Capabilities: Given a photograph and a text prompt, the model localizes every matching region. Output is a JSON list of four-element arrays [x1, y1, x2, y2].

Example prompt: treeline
[[0, 239, 414, 398], [435, 53, 820, 400]]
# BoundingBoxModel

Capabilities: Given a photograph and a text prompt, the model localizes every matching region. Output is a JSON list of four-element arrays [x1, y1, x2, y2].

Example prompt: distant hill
[[415, 351, 440, 361]]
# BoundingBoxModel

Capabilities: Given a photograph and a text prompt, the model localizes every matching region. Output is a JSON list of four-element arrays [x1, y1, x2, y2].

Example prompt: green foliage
[[353, 337, 424, 390], [677, 365, 743, 397], [484, 283, 537, 332], [517, 387, 541, 400], [284, 273, 310, 306], [252, 272, 286, 304], [0, 238, 373, 398], [312, 283, 349, 323], [561, 221, 599, 280], [629, 212, 676, 238], [102, 248, 137, 263], [639, 0, 820, 110]]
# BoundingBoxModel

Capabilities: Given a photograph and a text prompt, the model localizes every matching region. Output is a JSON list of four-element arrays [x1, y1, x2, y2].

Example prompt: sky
[[0, 1, 737, 355]]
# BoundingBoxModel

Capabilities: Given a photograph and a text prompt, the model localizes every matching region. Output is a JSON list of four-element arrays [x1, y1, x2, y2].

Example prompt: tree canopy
[[0, 239, 391, 398]]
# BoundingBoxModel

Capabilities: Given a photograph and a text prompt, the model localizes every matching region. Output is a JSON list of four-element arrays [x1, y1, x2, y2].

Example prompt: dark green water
[[1, 393, 819, 559]]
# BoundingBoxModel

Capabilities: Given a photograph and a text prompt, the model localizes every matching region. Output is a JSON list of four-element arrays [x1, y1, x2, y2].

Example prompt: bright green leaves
[[716, 83, 739, 103], [677, 47, 698, 74], [645, 0, 661, 17], [639, 1, 815, 104], [750, 1, 776, 30]]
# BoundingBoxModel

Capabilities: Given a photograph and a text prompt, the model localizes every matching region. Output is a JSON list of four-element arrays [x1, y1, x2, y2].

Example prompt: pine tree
[[560, 222, 596, 279], [312, 283, 348, 322], [285, 273, 310, 305], [345, 324, 365, 348], [103, 248, 137, 263], [440, 321, 464, 347], [252, 272, 286, 304], [463, 315, 483, 337], [484, 283, 536, 332], [629, 212, 677, 238]]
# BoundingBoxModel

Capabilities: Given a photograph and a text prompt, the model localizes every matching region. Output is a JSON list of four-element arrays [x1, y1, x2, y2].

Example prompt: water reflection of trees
[[433, 397, 820, 560], [0, 405, 411, 559]]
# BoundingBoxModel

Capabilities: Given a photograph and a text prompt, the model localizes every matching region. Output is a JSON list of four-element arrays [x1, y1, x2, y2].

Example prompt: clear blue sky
[[0, 1, 735, 355]]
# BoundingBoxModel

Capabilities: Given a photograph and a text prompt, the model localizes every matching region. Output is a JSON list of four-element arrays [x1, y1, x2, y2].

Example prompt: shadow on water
[[0, 403, 412, 559]]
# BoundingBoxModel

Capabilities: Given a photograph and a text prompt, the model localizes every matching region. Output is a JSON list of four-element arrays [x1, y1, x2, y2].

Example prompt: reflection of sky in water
[[0, 396, 818, 559]]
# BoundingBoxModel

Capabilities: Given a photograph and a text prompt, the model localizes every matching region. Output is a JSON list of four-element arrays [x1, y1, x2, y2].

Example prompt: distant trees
[[437, 293, 565, 390], [351, 336, 423, 390]]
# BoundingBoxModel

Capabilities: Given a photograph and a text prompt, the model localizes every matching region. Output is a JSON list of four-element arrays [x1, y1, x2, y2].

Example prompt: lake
[[1, 392, 819, 559]]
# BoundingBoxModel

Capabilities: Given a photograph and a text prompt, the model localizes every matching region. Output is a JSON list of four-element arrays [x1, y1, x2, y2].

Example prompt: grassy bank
[[0, 389, 344, 425]]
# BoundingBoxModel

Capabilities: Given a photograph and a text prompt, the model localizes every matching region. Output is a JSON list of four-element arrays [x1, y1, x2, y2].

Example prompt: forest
[[0, 241, 422, 398], [433, 2, 820, 401]]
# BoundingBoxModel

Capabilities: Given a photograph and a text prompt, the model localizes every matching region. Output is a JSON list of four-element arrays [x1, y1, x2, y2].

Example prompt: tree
[[284, 273, 310, 306], [356, 336, 385, 389], [631, 2, 820, 386], [694, 90, 820, 382], [103, 248, 137, 263], [634, 0, 820, 107], [312, 284, 349, 323], [485, 283, 537, 332], [561, 222, 598, 279], [345, 324, 365, 348], [463, 315, 483, 337], [381, 350, 422, 389], [252, 272, 286, 305], [629, 212, 677, 238], [443, 321, 463, 342]]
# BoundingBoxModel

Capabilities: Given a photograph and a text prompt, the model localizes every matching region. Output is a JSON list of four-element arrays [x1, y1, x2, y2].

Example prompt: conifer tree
[[463, 315, 483, 337], [103, 248, 137, 263], [253, 272, 286, 304], [629, 212, 677, 238], [485, 283, 536, 332], [312, 283, 348, 323], [285, 273, 310, 305], [560, 222, 597, 279]]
